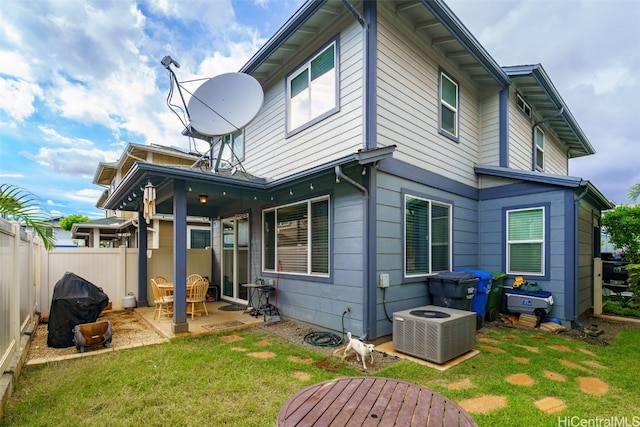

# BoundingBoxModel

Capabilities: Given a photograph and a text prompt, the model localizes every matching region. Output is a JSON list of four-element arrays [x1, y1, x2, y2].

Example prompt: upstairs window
[[517, 94, 532, 118], [507, 207, 544, 275], [220, 130, 244, 164], [263, 196, 330, 276], [404, 195, 451, 277], [286, 40, 338, 134], [535, 127, 545, 171], [439, 70, 459, 140]]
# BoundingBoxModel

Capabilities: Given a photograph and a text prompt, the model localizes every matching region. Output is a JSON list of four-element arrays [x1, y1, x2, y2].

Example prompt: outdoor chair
[[151, 278, 174, 320], [186, 274, 203, 287], [186, 278, 209, 320]]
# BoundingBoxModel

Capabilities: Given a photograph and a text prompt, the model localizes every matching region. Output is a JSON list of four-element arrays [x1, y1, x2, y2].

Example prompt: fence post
[[10, 222, 21, 345]]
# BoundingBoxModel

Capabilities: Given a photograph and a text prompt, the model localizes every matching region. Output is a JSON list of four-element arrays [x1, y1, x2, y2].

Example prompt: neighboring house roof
[[503, 64, 595, 158], [93, 142, 202, 187], [475, 164, 614, 209], [71, 217, 136, 240], [242, 0, 510, 89]]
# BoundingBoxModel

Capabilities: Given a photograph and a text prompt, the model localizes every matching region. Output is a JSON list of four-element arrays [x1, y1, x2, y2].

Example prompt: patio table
[[277, 376, 477, 426]]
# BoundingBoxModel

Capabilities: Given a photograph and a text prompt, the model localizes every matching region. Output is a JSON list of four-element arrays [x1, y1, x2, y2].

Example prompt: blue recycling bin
[[459, 269, 494, 329]]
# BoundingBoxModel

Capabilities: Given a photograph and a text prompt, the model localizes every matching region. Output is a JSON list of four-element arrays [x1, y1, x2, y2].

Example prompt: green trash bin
[[486, 272, 507, 322]]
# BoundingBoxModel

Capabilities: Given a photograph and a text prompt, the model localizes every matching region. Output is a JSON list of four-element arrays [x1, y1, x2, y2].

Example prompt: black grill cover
[[47, 272, 109, 348]]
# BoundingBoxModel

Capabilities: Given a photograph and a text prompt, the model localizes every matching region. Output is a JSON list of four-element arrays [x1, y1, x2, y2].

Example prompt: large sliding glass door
[[221, 214, 249, 303]]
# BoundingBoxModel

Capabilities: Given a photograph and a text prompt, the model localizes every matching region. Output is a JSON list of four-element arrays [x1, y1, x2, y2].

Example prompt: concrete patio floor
[[136, 300, 267, 339]]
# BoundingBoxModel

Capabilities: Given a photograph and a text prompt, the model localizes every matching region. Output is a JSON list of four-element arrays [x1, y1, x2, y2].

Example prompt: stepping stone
[[221, 334, 244, 343], [248, 351, 276, 359], [578, 348, 597, 357], [548, 345, 572, 352], [512, 356, 529, 364], [481, 345, 506, 353], [231, 347, 248, 352], [448, 378, 473, 390], [514, 344, 540, 353], [505, 373, 535, 386], [559, 359, 590, 372], [255, 340, 271, 347], [582, 360, 607, 369], [503, 335, 519, 340], [292, 371, 311, 381], [288, 356, 313, 364], [458, 395, 507, 414], [535, 397, 567, 414], [544, 370, 566, 382], [578, 377, 608, 396]]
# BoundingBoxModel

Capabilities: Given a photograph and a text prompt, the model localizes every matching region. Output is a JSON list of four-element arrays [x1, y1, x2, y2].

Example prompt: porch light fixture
[[310, 183, 314, 190], [199, 194, 208, 204]]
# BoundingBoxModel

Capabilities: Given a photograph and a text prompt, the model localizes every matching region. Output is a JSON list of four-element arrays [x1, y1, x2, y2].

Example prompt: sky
[[0, 0, 638, 220]]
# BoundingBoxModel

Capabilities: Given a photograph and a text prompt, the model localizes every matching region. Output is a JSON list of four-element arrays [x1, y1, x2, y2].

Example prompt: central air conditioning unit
[[393, 305, 476, 364]]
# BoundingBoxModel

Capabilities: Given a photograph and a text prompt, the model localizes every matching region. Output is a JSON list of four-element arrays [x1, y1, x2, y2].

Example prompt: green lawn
[[2, 325, 639, 427]]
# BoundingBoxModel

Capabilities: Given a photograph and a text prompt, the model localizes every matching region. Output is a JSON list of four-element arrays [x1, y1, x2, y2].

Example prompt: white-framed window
[[187, 225, 211, 249], [263, 196, 330, 276], [222, 129, 244, 163], [286, 40, 338, 134], [506, 207, 544, 275], [439, 70, 459, 139], [404, 195, 452, 277], [535, 127, 545, 171], [517, 93, 532, 118]]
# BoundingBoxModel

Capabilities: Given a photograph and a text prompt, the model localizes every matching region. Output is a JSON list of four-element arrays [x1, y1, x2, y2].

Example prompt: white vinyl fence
[[1, 220, 40, 374]]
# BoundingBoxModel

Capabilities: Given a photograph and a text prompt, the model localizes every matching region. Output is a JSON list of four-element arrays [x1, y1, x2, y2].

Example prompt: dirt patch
[[26, 309, 165, 361]]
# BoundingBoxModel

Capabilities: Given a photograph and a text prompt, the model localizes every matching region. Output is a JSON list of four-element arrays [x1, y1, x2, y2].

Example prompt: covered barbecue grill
[[47, 272, 110, 348]]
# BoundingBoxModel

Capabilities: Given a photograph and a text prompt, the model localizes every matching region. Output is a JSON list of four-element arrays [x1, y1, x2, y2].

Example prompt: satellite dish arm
[[162, 56, 191, 122]]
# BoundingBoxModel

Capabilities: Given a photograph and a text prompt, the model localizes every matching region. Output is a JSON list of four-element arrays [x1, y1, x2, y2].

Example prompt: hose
[[303, 307, 348, 347]]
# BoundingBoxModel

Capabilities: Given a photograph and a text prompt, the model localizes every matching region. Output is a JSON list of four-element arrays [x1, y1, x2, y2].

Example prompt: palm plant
[[0, 183, 55, 249]]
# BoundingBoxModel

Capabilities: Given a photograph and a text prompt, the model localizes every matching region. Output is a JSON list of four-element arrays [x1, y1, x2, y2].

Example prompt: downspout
[[336, 165, 369, 340], [531, 107, 564, 170], [573, 183, 589, 328], [339, 0, 374, 340], [341, 0, 369, 150]]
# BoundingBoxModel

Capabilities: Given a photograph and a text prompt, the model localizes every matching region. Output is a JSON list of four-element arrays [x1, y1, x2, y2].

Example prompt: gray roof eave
[[503, 64, 595, 157], [421, 0, 511, 88], [475, 164, 614, 209]]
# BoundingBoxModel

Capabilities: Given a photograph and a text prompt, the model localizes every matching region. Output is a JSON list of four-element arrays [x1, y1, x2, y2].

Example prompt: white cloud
[[67, 188, 104, 204], [47, 199, 66, 207], [0, 173, 24, 178], [22, 146, 120, 177], [38, 126, 95, 146], [0, 77, 43, 122]]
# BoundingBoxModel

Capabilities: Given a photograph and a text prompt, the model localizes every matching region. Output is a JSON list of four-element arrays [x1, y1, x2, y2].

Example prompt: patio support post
[[137, 210, 149, 307], [172, 179, 189, 333]]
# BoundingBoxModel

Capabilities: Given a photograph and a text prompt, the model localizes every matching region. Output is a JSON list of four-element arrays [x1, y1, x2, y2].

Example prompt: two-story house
[[102, 0, 612, 337]]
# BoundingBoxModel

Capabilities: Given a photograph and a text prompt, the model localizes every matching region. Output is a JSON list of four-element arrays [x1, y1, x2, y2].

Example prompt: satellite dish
[[187, 72, 264, 136]]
